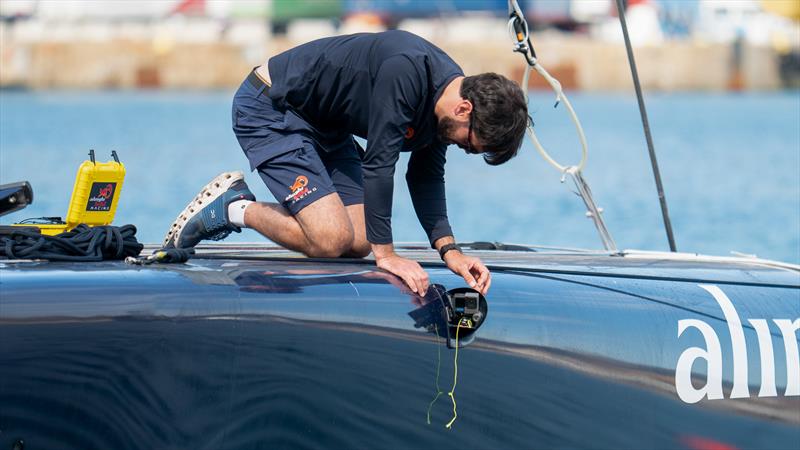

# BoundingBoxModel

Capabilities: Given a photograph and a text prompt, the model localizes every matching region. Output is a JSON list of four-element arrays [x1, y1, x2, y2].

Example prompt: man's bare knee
[[296, 193, 354, 257], [307, 228, 354, 257], [343, 239, 371, 258]]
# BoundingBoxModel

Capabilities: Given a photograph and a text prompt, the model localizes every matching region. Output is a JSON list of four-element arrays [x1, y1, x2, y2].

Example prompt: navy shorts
[[231, 70, 364, 215]]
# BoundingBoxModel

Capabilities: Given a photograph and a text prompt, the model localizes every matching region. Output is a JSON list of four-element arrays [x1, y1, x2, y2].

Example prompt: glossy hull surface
[[1, 249, 798, 449]]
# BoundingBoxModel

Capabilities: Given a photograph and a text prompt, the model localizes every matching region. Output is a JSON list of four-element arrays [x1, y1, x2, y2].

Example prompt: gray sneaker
[[163, 171, 255, 249]]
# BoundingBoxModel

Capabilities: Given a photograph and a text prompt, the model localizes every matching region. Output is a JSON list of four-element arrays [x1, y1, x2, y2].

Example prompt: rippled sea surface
[[1, 90, 798, 263]]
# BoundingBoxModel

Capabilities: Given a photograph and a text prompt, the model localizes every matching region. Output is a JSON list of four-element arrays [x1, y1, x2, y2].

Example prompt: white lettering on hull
[[748, 319, 777, 397], [675, 284, 800, 404], [676, 319, 724, 403], [775, 318, 800, 396]]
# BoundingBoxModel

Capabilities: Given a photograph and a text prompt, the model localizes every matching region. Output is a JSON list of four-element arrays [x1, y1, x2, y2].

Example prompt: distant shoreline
[[0, 35, 793, 92]]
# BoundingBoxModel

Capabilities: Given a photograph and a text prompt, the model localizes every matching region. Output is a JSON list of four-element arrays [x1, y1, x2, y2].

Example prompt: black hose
[[0, 224, 144, 262]]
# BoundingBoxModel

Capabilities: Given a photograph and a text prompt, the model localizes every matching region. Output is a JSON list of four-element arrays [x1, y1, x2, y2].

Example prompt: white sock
[[228, 200, 253, 228]]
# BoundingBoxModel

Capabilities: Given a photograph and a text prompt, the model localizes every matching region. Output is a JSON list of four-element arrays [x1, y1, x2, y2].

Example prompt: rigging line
[[506, 17, 588, 173], [522, 65, 589, 172], [428, 289, 458, 425], [614, 0, 677, 252], [507, 0, 620, 250], [426, 323, 445, 425], [445, 321, 463, 429]]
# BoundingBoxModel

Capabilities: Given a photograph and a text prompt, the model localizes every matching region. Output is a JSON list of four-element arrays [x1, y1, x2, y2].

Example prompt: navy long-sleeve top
[[267, 30, 463, 246]]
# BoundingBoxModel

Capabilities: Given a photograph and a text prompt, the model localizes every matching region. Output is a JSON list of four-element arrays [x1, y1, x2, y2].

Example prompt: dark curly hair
[[460, 73, 529, 165]]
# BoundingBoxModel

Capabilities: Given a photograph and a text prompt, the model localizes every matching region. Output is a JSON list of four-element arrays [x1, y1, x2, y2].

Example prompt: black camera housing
[[443, 288, 488, 347], [409, 284, 489, 348]]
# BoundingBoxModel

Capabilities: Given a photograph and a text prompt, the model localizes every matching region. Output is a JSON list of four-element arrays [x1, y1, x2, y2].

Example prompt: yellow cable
[[426, 324, 445, 425], [445, 321, 463, 429]]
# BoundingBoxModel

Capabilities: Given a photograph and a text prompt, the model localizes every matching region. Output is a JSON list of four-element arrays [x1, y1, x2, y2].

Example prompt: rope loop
[[507, 0, 589, 173], [0, 224, 143, 262], [524, 64, 589, 173], [507, 16, 530, 54]]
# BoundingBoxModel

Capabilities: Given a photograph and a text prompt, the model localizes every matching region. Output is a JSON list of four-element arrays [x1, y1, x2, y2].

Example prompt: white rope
[[525, 64, 588, 172], [505, 0, 617, 252], [508, 18, 588, 173]]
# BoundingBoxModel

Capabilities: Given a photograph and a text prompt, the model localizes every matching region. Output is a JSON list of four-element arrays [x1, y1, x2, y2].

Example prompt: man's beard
[[436, 116, 458, 144]]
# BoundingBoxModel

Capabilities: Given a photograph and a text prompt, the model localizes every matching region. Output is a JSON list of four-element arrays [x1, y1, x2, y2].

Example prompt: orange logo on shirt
[[404, 127, 415, 139]]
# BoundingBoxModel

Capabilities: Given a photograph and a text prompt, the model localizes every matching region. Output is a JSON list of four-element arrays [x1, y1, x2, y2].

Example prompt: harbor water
[[1, 90, 798, 264]]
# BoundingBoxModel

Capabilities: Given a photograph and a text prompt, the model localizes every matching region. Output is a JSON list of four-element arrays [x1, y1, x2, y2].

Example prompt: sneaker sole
[[163, 171, 245, 248]]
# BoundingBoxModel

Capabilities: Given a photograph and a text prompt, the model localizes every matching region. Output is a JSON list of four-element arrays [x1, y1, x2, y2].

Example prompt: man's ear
[[453, 99, 473, 119]]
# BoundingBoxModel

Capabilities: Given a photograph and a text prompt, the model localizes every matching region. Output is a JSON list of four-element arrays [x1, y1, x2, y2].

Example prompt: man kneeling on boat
[[163, 31, 528, 296]]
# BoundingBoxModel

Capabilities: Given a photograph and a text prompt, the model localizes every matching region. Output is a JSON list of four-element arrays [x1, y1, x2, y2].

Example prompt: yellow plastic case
[[17, 151, 126, 236]]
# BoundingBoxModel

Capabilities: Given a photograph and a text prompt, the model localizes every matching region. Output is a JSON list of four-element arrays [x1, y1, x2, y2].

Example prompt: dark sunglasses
[[464, 114, 478, 154]]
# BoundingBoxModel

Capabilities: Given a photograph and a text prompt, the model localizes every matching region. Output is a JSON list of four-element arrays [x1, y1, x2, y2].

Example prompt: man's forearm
[[433, 236, 455, 252], [371, 242, 396, 260], [373, 236, 456, 260], [433, 235, 489, 293]]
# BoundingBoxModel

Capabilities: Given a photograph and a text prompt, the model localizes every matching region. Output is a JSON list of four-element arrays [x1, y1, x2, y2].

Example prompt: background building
[[0, 0, 798, 90]]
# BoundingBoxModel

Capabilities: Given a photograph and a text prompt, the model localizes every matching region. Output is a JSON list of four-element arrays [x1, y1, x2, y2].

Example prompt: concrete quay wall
[[0, 35, 781, 91]]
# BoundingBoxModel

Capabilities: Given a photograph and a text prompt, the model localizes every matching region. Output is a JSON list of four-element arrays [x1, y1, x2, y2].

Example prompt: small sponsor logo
[[98, 184, 113, 199], [404, 127, 415, 139], [86, 182, 116, 211], [284, 175, 316, 204], [210, 209, 216, 219]]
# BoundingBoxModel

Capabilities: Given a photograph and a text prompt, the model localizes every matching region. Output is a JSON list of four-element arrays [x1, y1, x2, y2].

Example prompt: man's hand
[[443, 251, 491, 295], [373, 243, 430, 296]]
